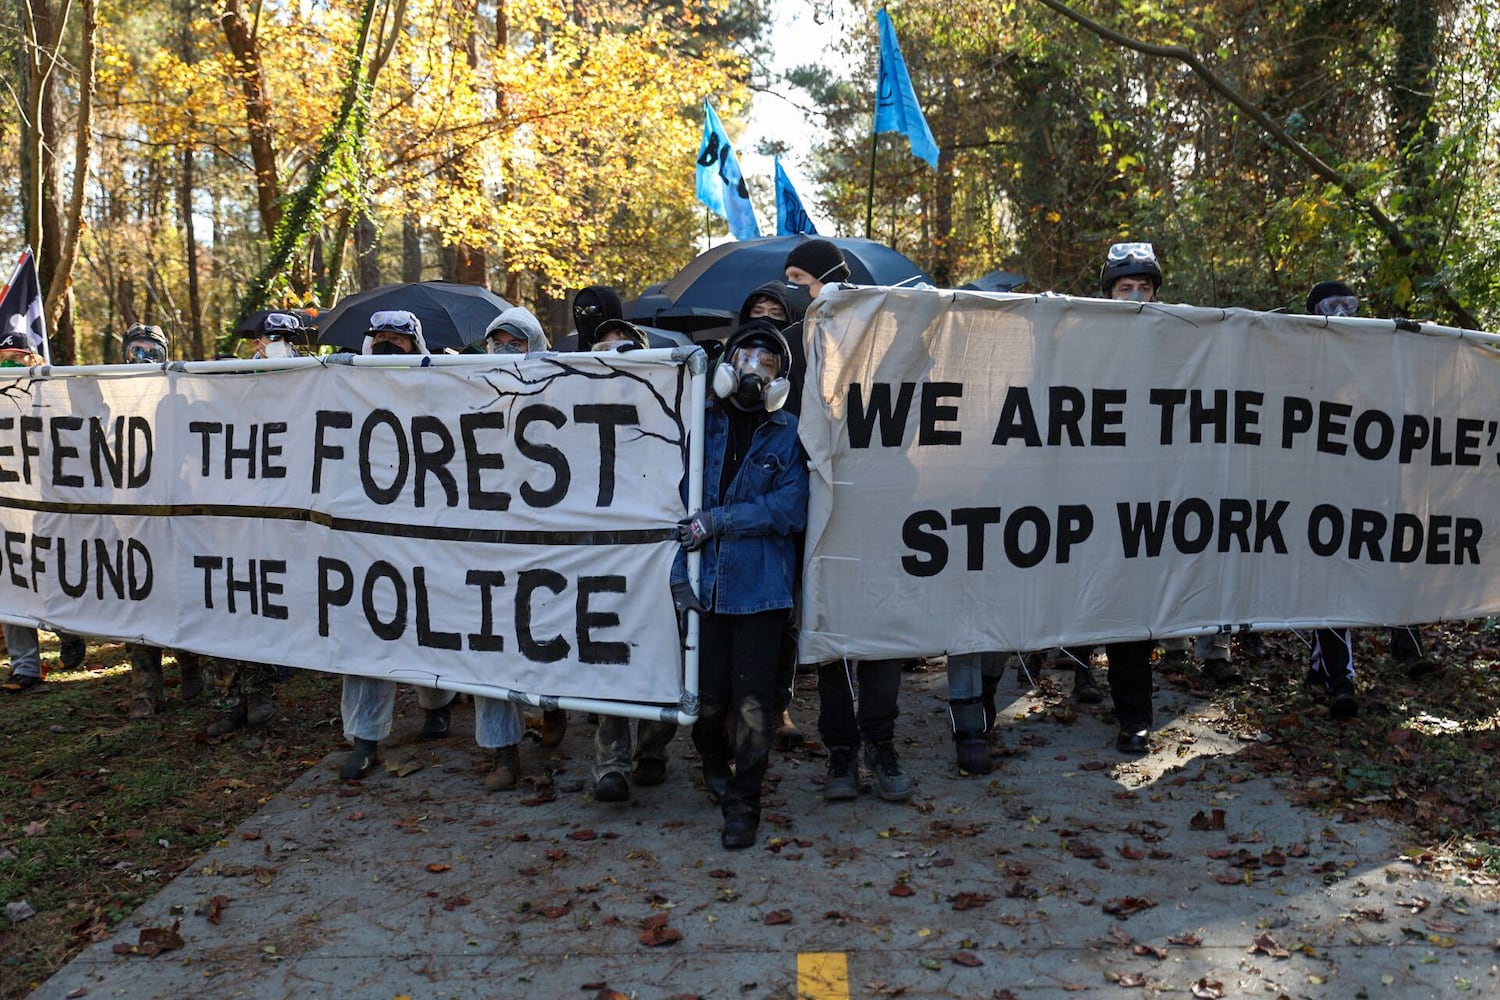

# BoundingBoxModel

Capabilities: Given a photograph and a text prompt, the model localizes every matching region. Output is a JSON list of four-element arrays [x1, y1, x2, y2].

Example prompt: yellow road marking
[[797, 952, 850, 1000]]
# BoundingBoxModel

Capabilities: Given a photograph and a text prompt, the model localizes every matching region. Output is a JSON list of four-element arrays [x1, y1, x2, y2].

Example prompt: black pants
[[692, 609, 787, 820], [1104, 640, 1154, 732], [817, 658, 905, 749]]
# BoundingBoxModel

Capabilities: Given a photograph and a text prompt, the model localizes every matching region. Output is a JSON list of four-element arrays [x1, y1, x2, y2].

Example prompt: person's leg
[[127, 643, 164, 718], [1159, 636, 1192, 668], [415, 686, 457, 739], [593, 714, 634, 800], [1195, 633, 1242, 687], [1390, 626, 1438, 677], [692, 613, 735, 802], [1057, 645, 1103, 703], [1105, 640, 1154, 752], [1310, 628, 1357, 718], [56, 631, 87, 671], [721, 610, 784, 848], [856, 658, 912, 801], [2, 624, 42, 692], [340, 675, 396, 778], [632, 718, 678, 785], [474, 695, 524, 791], [175, 649, 206, 701], [946, 653, 990, 775]]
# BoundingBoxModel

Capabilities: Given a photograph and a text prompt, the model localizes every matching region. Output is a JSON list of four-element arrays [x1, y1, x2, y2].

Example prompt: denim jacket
[[671, 400, 809, 614]]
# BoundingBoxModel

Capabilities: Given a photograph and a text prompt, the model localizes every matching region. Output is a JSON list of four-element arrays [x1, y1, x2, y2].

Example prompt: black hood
[[735, 281, 803, 328]]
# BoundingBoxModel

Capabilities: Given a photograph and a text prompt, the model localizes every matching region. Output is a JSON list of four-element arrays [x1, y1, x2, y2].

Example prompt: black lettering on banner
[[1307, 504, 1343, 557], [4, 531, 23, 587], [312, 411, 353, 493], [57, 537, 87, 598], [1354, 409, 1394, 460], [1456, 417, 1484, 466], [50, 416, 84, 488], [1190, 390, 1228, 444], [1048, 386, 1086, 446], [1317, 401, 1352, 455], [96, 539, 125, 598], [188, 421, 221, 476], [1218, 499, 1252, 552], [0, 417, 14, 483], [847, 383, 915, 449], [1172, 498, 1213, 555], [194, 554, 222, 608], [1399, 414, 1430, 464], [901, 509, 947, 576], [516, 406, 570, 508], [1455, 518, 1482, 564], [261, 560, 289, 620], [1282, 397, 1313, 449], [224, 424, 258, 478], [414, 566, 461, 649], [362, 560, 407, 641], [20, 416, 41, 485], [951, 507, 1001, 570], [262, 422, 288, 479], [411, 415, 459, 508], [1392, 513, 1424, 562], [992, 387, 1041, 447], [574, 404, 639, 506], [1094, 389, 1128, 446], [516, 568, 568, 662], [918, 383, 962, 446], [318, 557, 354, 637], [1151, 388, 1186, 444], [28, 533, 49, 592], [225, 557, 258, 614], [1234, 392, 1263, 445], [1349, 508, 1387, 561], [1003, 506, 1050, 569], [459, 411, 510, 511], [465, 569, 507, 651], [360, 410, 410, 505], [90, 416, 127, 486], [1117, 501, 1170, 558], [577, 575, 629, 664], [1057, 505, 1093, 563]]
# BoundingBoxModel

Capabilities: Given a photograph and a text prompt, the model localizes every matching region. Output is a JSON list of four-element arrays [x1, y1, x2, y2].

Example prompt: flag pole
[[864, 125, 878, 239]]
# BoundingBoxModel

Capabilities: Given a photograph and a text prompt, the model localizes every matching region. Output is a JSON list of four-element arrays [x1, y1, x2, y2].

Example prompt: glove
[[671, 579, 706, 615], [675, 509, 720, 551]]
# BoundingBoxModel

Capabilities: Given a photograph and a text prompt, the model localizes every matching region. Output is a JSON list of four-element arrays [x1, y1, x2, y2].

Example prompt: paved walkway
[[33, 665, 1500, 999]]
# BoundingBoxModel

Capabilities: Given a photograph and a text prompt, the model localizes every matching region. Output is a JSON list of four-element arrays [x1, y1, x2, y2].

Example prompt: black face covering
[[370, 340, 411, 356], [730, 373, 766, 411], [783, 282, 814, 317]]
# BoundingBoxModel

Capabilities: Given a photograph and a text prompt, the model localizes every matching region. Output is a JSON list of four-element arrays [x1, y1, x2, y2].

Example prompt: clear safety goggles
[[125, 342, 167, 364], [1106, 241, 1157, 264], [733, 345, 782, 382], [1314, 295, 1359, 318], [368, 310, 418, 336], [260, 312, 302, 333]]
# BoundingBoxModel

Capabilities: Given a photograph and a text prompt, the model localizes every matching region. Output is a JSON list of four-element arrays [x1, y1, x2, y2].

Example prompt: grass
[[4, 622, 1500, 997], [0, 634, 343, 999]]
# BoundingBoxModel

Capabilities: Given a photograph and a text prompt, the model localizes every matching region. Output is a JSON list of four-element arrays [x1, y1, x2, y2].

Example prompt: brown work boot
[[540, 709, 568, 748], [206, 704, 247, 738], [484, 744, 521, 791], [128, 696, 159, 720], [178, 653, 205, 702]]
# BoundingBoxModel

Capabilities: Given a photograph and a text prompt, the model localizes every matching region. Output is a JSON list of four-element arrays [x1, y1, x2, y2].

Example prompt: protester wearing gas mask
[[671, 318, 809, 849], [246, 310, 306, 359]]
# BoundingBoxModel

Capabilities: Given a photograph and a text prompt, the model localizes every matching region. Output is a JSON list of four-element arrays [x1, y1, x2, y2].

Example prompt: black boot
[[949, 697, 992, 775]]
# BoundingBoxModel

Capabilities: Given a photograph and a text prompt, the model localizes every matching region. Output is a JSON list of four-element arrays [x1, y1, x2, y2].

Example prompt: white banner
[[798, 288, 1500, 662], [0, 353, 699, 708]]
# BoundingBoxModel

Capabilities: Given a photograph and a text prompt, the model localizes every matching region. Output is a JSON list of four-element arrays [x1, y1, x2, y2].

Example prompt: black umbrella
[[314, 281, 514, 353], [960, 270, 1028, 293], [627, 236, 932, 332]]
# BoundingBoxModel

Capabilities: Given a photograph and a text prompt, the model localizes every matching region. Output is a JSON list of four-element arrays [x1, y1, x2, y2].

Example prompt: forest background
[[3, 0, 1498, 365]]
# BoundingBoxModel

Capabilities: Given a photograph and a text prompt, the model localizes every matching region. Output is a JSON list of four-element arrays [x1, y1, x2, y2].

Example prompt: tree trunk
[[178, 0, 204, 361], [402, 214, 423, 281], [220, 0, 282, 237], [355, 209, 381, 290]]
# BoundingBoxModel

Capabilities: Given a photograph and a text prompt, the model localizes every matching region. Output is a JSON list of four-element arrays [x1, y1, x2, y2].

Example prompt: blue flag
[[874, 9, 939, 169], [774, 158, 817, 236], [695, 99, 761, 240]]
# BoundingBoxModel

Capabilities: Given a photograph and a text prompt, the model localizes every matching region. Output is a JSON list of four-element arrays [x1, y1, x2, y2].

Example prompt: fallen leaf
[[540, 905, 571, 919], [426, 863, 452, 873], [889, 884, 916, 897], [1116, 971, 1146, 987], [1132, 943, 1167, 959], [1189, 809, 1226, 831], [1168, 933, 1203, 947], [23, 820, 48, 837], [1103, 897, 1157, 919], [952, 951, 983, 967], [207, 895, 228, 925], [1191, 978, 1225, 998], [1117, 844, 1145, 860], [638, 924, 682, 947], [1248, 932, 1290, 958], [568, 829, 598, 842], [764, 910, 793, 925], [950, 892, 994, 911]]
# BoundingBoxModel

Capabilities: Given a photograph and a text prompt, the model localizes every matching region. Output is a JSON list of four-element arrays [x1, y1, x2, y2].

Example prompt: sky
[[738, 0, 863, 236]]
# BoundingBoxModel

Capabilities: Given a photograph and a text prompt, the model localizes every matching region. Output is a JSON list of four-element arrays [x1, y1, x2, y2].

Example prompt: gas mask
[[486, 337, 526, 355], [712, 343, 790, 412], [255, 337, 297, 360], [123, 340, 167, 364], [1314, 295, 1359, 318]]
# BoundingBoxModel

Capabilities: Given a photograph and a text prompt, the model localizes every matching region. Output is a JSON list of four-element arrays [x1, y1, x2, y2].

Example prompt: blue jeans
[[3, 624, 41, 679]]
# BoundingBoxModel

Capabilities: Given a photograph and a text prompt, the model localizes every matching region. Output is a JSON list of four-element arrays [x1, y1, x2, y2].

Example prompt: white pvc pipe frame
[[0, 348, 709, 726]]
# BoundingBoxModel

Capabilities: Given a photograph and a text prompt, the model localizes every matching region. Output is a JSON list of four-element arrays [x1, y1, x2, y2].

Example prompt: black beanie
[[1306, 281, 1355, 315], [784, 239, 850, 283]]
